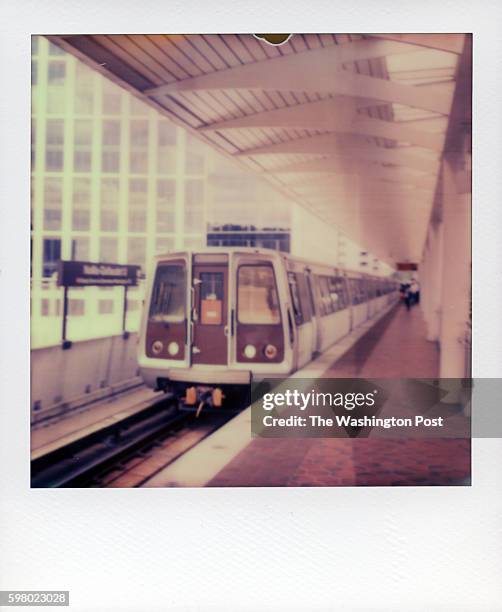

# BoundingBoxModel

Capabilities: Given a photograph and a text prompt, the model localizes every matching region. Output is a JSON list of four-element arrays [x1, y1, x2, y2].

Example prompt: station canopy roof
[[49, 33, 471, 265]]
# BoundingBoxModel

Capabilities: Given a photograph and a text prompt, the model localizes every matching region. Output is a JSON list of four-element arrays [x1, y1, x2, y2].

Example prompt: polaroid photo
[[2, 2, 502, 610]]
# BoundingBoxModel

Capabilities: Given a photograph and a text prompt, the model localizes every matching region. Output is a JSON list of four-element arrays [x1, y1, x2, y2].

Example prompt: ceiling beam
[[299, 188, 433, 202], [398, 116, 449, 133], [268, 156, 432, 176], [280, 168, 437, 189], [144, 37, 419, 94], [236, 134, 439, 173], [199, 98, 444, 151], [145, 44, 455, 115]]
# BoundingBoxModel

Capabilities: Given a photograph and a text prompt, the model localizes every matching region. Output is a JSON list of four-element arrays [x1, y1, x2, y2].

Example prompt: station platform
[[143, 303, 470, 488]]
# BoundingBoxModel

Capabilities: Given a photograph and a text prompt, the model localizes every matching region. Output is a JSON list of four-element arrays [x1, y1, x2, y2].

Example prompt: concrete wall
[[31, 333, 141, 424]]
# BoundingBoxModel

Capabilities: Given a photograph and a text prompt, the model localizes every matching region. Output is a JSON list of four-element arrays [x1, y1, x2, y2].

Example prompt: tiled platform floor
[[324, 301, 439, 378], [207, 304, 470, 487]]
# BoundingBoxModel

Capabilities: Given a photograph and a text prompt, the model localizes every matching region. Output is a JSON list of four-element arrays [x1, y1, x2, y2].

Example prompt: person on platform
[[408, 279, 420, 306], [400, 282, 411, 310]]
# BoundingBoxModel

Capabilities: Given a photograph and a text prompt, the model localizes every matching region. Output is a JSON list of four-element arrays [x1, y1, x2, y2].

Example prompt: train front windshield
[[149, 264, 186, 322]]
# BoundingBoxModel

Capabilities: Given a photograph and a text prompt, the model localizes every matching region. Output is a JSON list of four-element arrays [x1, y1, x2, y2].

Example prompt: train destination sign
[[396, 262, 418, 271], [58, 260, 141, 288]]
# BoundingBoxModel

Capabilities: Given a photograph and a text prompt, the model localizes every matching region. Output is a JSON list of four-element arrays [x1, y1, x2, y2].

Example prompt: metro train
[[138, 248, 399, 411]]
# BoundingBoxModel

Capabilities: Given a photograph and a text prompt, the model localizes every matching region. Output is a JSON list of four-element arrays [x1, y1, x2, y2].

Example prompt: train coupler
[[182, 386, 225, 415]]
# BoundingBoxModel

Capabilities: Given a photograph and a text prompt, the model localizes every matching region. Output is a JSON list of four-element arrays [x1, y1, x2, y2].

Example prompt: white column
[[439, 157, 471, 377], [424, 221, 443, 343]]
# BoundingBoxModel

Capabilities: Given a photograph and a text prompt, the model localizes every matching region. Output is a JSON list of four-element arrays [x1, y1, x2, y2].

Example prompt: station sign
[[58, 260, 141, 288], [396, 262, 418, 271]]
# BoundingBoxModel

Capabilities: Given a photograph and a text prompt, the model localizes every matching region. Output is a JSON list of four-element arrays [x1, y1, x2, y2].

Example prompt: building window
[[68, 299, 85, 316], [156, 179, 175, 232], [130, 95, 148, 116], [48, 41, 65, 56], [48, 61, 66, 85], [47, 60, 67, 113], [184, 179, 204, 233], [39, 298, 61, 317], [102, 79, 122, 115], [185, 133, 205, 175], [45, 119, 64, 171], [47, 91, 66, 114], [72, 177, 91, 231], [185, 150, 205, 175], [43, 177, 62, 230], [183, 236, 204, 250], [41, 299, 51, 317], [100, 178, 119, 231], [127, 237, 146, 269], [42, 238, 61, 278], [71, 236, 90, 260], [129, 120, 148, 173], [74, 60, 94, 114], [128, 179, 147, 232], [74, 119, 92, 172], [102, 120, 120, 172], [100, 237, 118, 263], [98, 299, 114, 314], [157, 121, 177, 174], [155, 236, 175, 254]]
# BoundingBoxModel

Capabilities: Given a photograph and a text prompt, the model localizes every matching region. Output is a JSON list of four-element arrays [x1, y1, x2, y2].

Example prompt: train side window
[[328, 277, 339, 312], [306, 274, 317, 316], [328, 276, 348, 312], [340, 277, 349, 309], [237, 265, 281, 325], [296, 273, 312, 323], [349, 279, 357, 305], [317, 276, 330, 316], [149, 264, 186, 322], [313, 275, 325, 316], [360, 279, 368, 303]]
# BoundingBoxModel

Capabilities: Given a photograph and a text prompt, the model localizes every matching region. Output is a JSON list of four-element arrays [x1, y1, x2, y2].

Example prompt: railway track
[[31, 397, 233, 488]]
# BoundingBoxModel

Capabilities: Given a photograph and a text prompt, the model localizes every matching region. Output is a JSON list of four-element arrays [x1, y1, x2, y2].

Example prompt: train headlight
[[168, 341, 179, 356], [152, 340, 164, 355], [264, 344, 278, 359], [243, 344, 256, 359]]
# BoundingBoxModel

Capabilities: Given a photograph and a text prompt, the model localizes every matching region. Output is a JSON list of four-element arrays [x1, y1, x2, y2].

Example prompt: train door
[[288, 271, 314, 369], [191, 257, 229, 365], [232, 254, 288, 370]]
